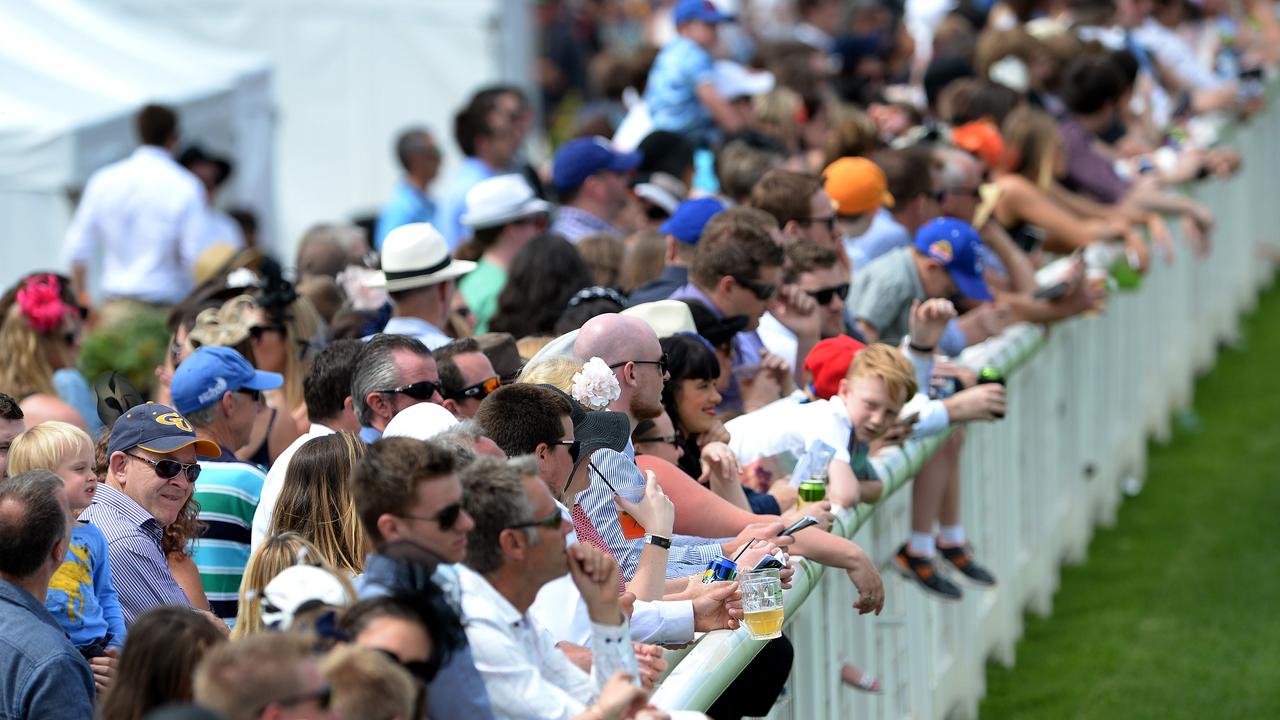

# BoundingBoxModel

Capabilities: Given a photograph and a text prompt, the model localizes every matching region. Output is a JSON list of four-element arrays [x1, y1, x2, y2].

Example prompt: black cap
[[681, 300, 748, 347]]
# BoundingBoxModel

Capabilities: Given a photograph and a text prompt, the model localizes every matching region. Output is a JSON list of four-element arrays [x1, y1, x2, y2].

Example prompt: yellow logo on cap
[[928, 240, 954, 263], [155, 412, 192, 433]]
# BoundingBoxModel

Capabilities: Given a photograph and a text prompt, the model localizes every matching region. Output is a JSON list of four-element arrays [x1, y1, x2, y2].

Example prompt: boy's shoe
[[894, 544, 963, 601], [938, 544, 997, 586]]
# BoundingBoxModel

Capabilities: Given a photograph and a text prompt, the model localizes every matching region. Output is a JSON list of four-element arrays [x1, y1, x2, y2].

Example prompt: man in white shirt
[[64, 104, 213, 315], [351, 334, 445, 443], [367, 223, 476, 350], [251, 339, 364, 552], [457, 455, 639, 720]]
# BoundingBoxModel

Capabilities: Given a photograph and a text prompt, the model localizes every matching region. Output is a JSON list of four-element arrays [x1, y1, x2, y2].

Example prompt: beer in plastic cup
[[616, 483, 646, 540], [740, 569, 784, 640]]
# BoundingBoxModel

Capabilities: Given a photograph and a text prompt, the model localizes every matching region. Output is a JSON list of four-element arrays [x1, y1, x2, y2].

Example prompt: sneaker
[[938, 544, 997, 586], [894, 544, 963, 601]]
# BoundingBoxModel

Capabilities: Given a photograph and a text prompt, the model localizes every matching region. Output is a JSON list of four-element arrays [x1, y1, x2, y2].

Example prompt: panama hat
[[367, 223, 477, 292]]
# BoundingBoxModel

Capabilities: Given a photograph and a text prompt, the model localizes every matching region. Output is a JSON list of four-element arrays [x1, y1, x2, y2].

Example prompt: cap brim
[[881, 190, 895, 209], [635, 183, 681, 214], [242, 370, 284, 392], [952, 271, 994, 302], [137, 436, 223, 458]]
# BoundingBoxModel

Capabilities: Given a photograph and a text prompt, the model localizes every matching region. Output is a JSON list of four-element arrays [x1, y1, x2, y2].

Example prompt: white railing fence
[[652, 95, 1280, 719]]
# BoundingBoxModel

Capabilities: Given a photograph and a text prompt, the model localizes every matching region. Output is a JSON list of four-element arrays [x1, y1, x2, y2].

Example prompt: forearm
[[996, 291, 1083, 324], [707, 473, 752, 512], [982, 225, 1037, 294], [626, 545, 669, 602], [788, 527, 867, 570], [649, 462, 763, 537], [826, 460, 860, 509]]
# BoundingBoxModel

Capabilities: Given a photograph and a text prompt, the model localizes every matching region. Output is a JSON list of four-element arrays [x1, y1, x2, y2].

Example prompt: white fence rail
[[652, 98, 1280, 719]]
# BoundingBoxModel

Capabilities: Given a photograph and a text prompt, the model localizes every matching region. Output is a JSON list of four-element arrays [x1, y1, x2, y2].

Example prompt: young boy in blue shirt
[[9, 421, 125, 693], [645, 0, 741, 145]]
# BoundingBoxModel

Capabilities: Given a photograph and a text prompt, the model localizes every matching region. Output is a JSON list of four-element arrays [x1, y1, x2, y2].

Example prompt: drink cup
[[616, 483, 646, 540], [740, 569, 784, 640]]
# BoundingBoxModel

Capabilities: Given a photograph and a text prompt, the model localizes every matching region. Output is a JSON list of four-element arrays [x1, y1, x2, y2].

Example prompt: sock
[[939, 525, 965, 547], [908, 532, 936, 558]]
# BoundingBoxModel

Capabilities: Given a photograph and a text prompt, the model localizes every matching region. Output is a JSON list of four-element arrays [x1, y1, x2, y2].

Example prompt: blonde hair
[[8, 421, 93, 476], [320, 645, 417, 720], [231, 532, 354, 639], [278, 296, 325, 410], [1001, 105, 1061, 190], [0, 304, 67, 398], [846, 343, 918, 404], [515, 356, 582, 393], [268, 433, 370, 576]]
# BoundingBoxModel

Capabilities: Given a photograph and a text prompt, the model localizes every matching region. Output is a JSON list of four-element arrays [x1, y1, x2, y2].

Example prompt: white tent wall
[[0, 0, 273, 295], [94, 0, 536, 269]]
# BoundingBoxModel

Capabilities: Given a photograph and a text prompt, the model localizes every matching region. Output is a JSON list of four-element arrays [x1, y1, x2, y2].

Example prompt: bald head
[[574, 314, 660, 366]]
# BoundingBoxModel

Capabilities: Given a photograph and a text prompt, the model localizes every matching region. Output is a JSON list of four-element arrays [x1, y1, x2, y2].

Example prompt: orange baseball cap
[[951, 120, 1006, 171], [802, 335, 867, 400], [823, 157, 895, 216]]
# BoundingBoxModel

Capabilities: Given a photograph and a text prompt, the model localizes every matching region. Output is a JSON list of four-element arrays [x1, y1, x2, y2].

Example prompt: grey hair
[[184, 402, 219, 428], [432, 420, 486, 467], [459, 455, 535, 575], [351, 335, 430, 427], [0, 469, 67, 579]]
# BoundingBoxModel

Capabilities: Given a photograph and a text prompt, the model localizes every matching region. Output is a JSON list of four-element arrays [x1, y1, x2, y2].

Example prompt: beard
[[630, 388, 664, 421]]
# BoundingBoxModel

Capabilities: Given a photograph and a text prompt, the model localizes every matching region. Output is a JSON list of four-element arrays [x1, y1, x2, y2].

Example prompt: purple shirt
[[1059, 118, 1131, 204], [667, 284, 765, 413]]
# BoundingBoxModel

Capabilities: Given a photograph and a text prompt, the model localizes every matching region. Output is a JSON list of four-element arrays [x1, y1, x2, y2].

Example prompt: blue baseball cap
[[913, 217, 993, 302], [552, 137, 642, 194], [660, 197, 726, 244], [674, 0, 735, 25], [106, 402, 221, 458], [171, 346, 284, 416]]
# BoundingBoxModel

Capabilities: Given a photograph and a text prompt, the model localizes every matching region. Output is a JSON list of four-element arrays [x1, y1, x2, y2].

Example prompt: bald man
[[571, 314, 761, 581]]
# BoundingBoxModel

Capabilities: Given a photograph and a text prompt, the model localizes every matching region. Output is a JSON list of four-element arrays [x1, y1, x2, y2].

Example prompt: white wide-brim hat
[[367, 222, 477, 292], [461, 173, 554, 230]]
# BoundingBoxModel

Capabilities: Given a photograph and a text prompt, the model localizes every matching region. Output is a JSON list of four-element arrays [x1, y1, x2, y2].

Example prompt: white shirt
[[63, 146, 213, 304], [726, 397, 854, 466], [458, 565, 638, 720], [250, 423, 336, 552], [530, 502, 695, 646], [375, 315, 453, 350], [756, 312, 799, 372]]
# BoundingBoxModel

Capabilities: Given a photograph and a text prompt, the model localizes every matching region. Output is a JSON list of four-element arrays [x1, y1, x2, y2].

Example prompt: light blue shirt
[[376, 316, 453, 351], [645, 36, 717, 138], [0, 580, 95, 720], [846, 208, 911, 271], [375, 178, 437, 250], [436, 157, 498, 250]]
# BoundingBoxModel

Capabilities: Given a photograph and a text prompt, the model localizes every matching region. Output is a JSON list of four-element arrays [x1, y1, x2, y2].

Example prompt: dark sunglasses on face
[[447, 376, 500, 402], [398, 502, 464, 532], [378, 379, 441, 401], [731, 276, 778, 301], [608, 352, 669, 377], [125, 452, 202, 483], [805, 283, 850, 306], [635, 434, 680, 449], [237, 388, 263, 403], [377, 648, 438, 683], [506, 506, 563, 531], [552, 439, 581, 463]]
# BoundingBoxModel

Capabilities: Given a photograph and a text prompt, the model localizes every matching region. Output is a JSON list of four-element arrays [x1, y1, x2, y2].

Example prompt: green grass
[[980, 281, 1280, 719]]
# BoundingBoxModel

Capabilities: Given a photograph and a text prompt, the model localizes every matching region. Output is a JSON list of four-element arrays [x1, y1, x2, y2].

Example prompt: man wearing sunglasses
[[352, 334, 445, 442], [81, 402, 221, 625], [434, 338, 501, 420], [171, 346, 283, 625], [758, 239, 856, 374]]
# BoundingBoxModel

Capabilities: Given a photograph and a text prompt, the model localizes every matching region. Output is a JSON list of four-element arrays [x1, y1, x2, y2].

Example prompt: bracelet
[[908, 341, 935, 354]]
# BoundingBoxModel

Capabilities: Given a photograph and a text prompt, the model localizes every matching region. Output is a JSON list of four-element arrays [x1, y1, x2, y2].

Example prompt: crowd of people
[[0, 0, 1272, 717]]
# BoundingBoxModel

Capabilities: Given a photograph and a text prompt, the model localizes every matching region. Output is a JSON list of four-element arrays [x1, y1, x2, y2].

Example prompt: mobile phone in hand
[[781, 515, 819, 537]]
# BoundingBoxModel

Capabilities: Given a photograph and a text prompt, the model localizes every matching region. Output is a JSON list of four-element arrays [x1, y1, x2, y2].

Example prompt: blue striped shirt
[[78, 484, 191, 625], [578, 441, 727, 581]]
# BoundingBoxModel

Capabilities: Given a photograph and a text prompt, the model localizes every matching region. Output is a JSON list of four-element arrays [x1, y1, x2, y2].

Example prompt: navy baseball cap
[[674, 0, 735, 24], [107, 402, 221, 458], [552, 137, 642, 194], [171, 346, 283, 416], [913, 217, 993, 302], [660, 197, 726, 244]]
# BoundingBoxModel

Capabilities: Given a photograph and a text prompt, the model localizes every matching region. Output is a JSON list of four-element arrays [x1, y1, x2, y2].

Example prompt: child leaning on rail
[[8, 421, 125, 694]]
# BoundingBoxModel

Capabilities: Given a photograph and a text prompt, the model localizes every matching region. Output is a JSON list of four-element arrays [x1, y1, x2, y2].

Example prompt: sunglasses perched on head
[[378, 379, 441, 401], [805, 283, 850, 306], [446, 376, 500, 402], [731, 276, 778, 301], [126, 452, 201, 482]]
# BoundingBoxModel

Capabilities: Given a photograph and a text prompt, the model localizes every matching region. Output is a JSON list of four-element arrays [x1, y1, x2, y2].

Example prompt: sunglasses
[[805, 283, 850, 306], [635, 434, 680, 448], [731, 276, 778, 301], [125, 452, 201, 483], [377, 648, 437, 683], [552, 439, 581, 463], [237, 389, 263, 403], [507, 506, 563, 531], [447, 376, 500, 402], [248, 324, 285, 340], [378, 379, 442, 401], [608, 352, 669, 377], [398, 502, 464, 532], [644, 204, 671, 221]]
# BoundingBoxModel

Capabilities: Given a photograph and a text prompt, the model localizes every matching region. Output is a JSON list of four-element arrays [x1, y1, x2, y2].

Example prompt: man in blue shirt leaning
[[375, 127, 442, 250]]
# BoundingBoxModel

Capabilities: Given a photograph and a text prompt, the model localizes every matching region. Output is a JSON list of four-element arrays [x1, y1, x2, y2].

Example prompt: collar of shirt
[[823, 397, 853, 435], [458, 564, 526, 629], [380, 316, 452, 348], [132, 145, 174, 163], [668, 283, 721, 317], [552, 206, 619, 239], [0, 579, 60, 634]]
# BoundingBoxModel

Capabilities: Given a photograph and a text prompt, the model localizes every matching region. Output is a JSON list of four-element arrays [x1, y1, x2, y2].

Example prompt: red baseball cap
[[802, 335, 867, 400]]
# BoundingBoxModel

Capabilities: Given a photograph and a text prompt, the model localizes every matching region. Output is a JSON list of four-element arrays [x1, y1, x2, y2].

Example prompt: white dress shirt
[[374, 315, 453, 350], [458, 565, 637, 720], [63, 146, 213, 304], [250, 423, 336, 552], [530, 502, 696, 647], [756, 312, 799, 372]]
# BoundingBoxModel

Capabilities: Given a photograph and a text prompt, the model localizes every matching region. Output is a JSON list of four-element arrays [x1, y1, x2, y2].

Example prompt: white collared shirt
[[727, 396, 854, 466], [63, 146, 213, 304], [458, 565, 637, 720], [250, 423, 336, 552], [530, 502, 695, 646], [374, 315, 453, 350]]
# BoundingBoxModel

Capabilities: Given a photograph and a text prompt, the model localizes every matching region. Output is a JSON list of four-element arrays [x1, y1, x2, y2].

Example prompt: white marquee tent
[[0, 0, 273, 294]]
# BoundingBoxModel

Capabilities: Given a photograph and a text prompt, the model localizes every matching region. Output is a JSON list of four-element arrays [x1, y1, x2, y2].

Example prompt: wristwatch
[[645, 534, 672, 549]]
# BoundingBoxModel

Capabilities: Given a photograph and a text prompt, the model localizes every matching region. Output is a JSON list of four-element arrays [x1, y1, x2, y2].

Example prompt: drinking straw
[[731, 538, 760, 564]]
